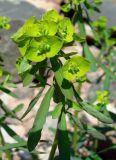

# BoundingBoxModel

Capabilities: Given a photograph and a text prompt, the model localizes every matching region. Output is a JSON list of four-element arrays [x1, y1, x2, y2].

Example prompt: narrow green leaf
[[98, 145, 116, 154], [0, 85, 18, 98], [0, 100, 19, 120], [0, 141, 26, 151], [87, 125, 106, 140], [27, 86, 54, 151], [1, 123, 25, 142], [21, 87, 44, 119], [51, 58, 74, 100], [83, 43, 97, 71], [52, 102, 63, 119], [12, 103, 24, 113], [58, 112, 70, 160], [21, 72, 33, 87], [80, 102, 113, 124], [100, 63, 116, 81], [71, 101, 81, 111]]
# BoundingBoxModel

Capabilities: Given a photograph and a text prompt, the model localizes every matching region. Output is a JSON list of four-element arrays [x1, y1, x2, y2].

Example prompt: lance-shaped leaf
[[25, 36, 63, 62], [51, 58, 74, 100], [0, 100, 19, 120], [79, 122, 106, 140], [0, 85, 18, 98], [62, 56, 90, 81], [80, 102, 113, 124], [58, 112, 70, 160], [71, 101, 81, 112], [0, 141, 26, 151], [100, 63, 116, 81], [83, 42, 97, 71], [58, 17, 74, 42], [12, 103, 24, 113], [1, 123, 25, 142], [52, 102, 63, 119], [21, 87, 44, 119], [27, 86, 54, 151], [104, 74, 110, 91]]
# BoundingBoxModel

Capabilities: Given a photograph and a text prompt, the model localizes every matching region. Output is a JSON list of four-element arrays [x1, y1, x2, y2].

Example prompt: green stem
[[48, 127, 58, 160], [72, 110, 78, 156], [0, 129, 12, 160], [72, 83, 82, 156], [78, 5, 86, 37]]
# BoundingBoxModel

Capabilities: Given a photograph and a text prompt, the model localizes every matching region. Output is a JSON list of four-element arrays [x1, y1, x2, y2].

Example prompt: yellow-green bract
[[92, 16, 107, 30], [0, 67, 3, 77], [62, 56, 90, 81], [57, 17, 74, 42], [25, 36, 63, 62], [72, 0, 85, 5], [0, 16, 10, 29], [42, 9, 62, 22], [12, 10, 74, 62], [96, 90, 109, 105]]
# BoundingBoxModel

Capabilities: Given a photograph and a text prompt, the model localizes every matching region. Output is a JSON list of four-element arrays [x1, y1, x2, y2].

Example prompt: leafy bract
[[94, 0, 103, 5], [18, 38, 30, 56], [92, 16, 107, 30], [37, 20, 57, 36], [12, 16, 40, 42], [72, 0, 85, 5], [96, 90, 109, 105], [61, 4, 71, 13], [16, 57, 31, 74], [0, 16, 10, 29], [25, 36, 63, 62], [42, 9, 62, 22], [58, 18, 74, 42], [62, 56, 90, 81], [12, 17, 57, 43]]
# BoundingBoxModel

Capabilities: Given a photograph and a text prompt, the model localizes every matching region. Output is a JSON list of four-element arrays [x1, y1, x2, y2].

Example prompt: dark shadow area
[[98, 138, 116, 160]]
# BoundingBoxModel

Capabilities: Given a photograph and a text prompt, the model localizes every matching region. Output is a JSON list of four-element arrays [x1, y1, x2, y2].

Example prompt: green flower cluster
[[96, 90, 109, 106], [0, 16, 10, 29], [62, 56, 90, 81], [12, 10, 74, 62]]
